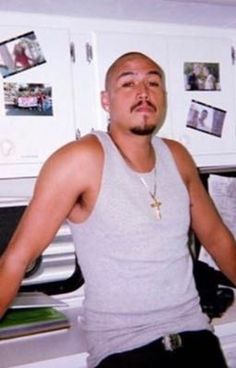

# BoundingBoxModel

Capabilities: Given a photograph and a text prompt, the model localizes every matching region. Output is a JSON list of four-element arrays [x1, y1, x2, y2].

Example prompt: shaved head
[[105, 52, 165, 91]]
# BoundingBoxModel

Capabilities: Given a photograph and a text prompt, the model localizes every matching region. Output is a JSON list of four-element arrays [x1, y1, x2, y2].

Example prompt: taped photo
[[4, 82, 53, 116], [186, 99, 226, 137], [0, 31, 46, 78], [184, 62, 220, 91]]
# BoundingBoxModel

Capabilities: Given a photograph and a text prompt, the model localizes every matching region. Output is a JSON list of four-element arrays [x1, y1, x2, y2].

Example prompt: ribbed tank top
[[68, 131, 210, 368]]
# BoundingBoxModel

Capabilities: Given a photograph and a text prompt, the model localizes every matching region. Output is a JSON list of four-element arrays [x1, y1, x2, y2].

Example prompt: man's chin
[[130, 125, 156, 136]]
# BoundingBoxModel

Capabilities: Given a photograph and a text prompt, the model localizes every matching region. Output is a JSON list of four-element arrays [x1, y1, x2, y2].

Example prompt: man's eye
[[149, 81, 160, 87], [122, 81, 134, 87]]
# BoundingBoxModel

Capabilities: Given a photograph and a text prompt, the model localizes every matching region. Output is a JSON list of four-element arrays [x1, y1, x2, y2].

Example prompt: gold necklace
[[139, 167, 162, 219], [108, 132, 162, 219]]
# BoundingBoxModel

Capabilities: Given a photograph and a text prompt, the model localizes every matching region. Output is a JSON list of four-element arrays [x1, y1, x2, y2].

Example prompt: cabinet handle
[[70, 42, 76, 63], [86, 43, 93, 63], [76, 128, 81, 140]]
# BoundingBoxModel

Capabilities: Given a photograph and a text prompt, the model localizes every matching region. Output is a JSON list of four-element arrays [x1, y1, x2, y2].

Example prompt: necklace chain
[[107, 133, 162, 219], [139, 167, 162, 219]]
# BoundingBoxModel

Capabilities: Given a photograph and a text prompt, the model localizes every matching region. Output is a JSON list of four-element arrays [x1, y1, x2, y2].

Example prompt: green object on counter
[[0, 307, 70, 339]]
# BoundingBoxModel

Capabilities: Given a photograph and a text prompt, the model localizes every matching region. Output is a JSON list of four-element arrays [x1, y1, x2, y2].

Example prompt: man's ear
[[101, 91, 110, 112]]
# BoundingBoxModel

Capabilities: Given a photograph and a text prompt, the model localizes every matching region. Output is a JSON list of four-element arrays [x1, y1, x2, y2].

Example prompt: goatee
[[130, 124, 156, 136]]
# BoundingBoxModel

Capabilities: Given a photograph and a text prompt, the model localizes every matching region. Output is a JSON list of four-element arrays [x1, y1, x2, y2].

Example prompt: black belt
[[148, 330, 212, 354]]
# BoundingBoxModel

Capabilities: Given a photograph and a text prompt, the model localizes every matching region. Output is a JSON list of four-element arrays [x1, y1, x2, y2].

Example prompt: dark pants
[[95, 330, 228, 368]]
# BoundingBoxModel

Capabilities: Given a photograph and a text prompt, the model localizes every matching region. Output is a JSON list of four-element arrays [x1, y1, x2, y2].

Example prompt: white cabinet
[[167, 36, 236, 167], [0, 27, 235, 177], [89, 31, 172, 137], [81, 31, 236, 167], [70, 33, 96, 137], [0, 26, 75, 178], [68, 30, 236, 168]]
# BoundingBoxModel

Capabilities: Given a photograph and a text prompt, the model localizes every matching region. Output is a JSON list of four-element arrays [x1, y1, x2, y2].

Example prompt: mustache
[[130, 100, 157, 113]]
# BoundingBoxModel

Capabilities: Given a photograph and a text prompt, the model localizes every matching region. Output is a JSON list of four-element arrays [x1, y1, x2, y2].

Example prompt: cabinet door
[[70, 33, 96, 137], [167, 36, 236, 167], [91, 31, 172, 137], [0, 26, 75, 178]]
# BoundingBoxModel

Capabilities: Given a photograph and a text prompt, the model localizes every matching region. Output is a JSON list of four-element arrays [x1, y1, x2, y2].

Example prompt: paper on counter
[[208, 174, 236, 236], [199, 174, 236, 269], [10, 292, 68, 309]]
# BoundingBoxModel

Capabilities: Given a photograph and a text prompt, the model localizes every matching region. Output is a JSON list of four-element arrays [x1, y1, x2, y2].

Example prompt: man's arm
[[0, 135, 101, 317], [165, 138, 236, 286]]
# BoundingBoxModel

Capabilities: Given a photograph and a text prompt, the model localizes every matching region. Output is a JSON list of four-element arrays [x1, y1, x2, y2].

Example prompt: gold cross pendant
[[150, 197, 162, 219]]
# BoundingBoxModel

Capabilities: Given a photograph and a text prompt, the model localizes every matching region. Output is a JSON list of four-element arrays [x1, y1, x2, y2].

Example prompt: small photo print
[[4, 82, 53, 116], [186, 99, 226, 137], [184, 62, 220, 91], [0, 31, 46, 78]]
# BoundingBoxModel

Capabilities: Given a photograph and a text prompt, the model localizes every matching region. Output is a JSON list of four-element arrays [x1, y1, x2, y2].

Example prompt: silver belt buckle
[[162, 334, 182, 352]]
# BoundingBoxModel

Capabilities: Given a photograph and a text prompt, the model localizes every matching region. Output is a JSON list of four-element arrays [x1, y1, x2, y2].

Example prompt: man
[[197, 108, 212, 133], [186, 63, 203, 90], [187, 107, 199, 128], [0, 52, 236, 367], [203, 65, 217, 90]]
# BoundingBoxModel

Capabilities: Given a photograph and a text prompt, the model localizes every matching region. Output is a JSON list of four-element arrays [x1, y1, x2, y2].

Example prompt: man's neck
[[108, 130, 156, 173]]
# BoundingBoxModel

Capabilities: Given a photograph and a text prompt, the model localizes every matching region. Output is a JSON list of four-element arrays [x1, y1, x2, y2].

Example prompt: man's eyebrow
[[116, 71, 135, 80], [116, 70, 163, 81], [147, 70, 163, 78]]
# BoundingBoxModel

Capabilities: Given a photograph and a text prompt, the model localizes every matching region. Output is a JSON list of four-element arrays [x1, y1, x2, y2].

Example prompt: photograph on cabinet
[[186, 99, 226, 137], [3, 82, 53, 116], [0, 31, 46, 78], [184, 62, 220, 91]]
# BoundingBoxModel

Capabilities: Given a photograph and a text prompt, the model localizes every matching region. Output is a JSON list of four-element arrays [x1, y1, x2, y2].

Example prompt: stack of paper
[[0, 292, 70, 340]]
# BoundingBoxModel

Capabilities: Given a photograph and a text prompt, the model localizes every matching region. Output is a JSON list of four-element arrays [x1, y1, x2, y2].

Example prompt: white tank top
[[68, 131, 210, 368]]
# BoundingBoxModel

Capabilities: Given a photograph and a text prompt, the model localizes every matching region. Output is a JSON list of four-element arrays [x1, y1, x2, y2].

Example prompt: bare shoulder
[[41, 134, 102, 173], [46, 133, 102, 166], [162, 138, 199, 186], [35, 133, 104, 194], [162, 137, 194, 162]]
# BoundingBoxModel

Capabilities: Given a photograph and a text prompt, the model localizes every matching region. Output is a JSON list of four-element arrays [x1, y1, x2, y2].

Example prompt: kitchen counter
[[2, 290, 236, 368], [213, 292, 236, 368], [1, 293, 88, 368]]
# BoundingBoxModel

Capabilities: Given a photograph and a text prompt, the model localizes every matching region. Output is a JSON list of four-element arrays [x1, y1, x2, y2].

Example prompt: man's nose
[[137, 82, 149, 99]]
